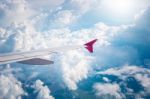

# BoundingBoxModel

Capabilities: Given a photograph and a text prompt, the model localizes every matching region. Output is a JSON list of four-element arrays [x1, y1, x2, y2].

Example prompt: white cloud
[[0, 20, 120, 90], [0, 65, 27, 99], [0, 64, 22, 75], [28, 0, 65, 10], [41, 25, 114, 90], [97, 65, 150, 77], [0, 0, 34, 26], [134, 8, 147, 20], [135, 73, 150, 93], [0, 12, 136, 92], [0, 76, 24, 99], [102, 77, 110, 82], [93, 83, 122, 98], [0, 0, 150, 98], [60, 51, 92, 90], [33, 79, 54, 99], [70, 0, 97, 13], [2, 0, 149, 92], [96, 65, 150, 96], [0, 0, 65, 28], [0, 22, 48, 52], [54, 10, 78, 26], [28, 72, 39, 80]]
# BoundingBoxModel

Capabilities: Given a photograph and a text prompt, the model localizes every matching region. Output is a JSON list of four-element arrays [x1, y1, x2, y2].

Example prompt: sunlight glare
[[102, 0, 136, 18]]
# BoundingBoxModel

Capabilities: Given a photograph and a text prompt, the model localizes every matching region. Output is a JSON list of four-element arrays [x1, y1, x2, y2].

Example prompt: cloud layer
[[33, 80, 54, 99], [0, 65, 26, 99], [0, 0, 150, 99], [95, 65, 150, 98]]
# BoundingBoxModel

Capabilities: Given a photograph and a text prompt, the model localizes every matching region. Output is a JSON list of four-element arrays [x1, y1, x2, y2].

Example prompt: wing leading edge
[[0, 39, 97, 65]]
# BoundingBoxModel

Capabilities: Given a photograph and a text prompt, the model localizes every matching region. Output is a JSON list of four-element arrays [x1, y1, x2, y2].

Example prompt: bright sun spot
[[101, 0, 136, 18]]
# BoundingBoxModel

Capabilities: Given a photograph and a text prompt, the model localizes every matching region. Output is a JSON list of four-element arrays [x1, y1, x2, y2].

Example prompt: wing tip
[[84, 39, 98, 53]]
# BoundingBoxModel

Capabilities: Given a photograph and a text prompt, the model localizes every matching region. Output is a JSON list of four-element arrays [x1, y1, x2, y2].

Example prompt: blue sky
[[0, 0, 150, 99]]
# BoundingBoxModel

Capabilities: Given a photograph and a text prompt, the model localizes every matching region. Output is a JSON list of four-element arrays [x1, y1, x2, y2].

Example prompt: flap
[[18, 58, 54, 65]]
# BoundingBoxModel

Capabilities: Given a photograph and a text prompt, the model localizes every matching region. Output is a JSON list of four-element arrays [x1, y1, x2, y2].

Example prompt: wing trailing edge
[[18, 58, 54, 65]]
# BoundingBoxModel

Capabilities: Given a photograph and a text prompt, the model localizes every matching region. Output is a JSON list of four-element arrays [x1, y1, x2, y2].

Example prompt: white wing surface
[[0, 39, 97, 65]]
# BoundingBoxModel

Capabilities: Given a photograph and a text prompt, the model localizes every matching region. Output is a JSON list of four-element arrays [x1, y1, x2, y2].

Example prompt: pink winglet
[[84, 39, 98, 53]]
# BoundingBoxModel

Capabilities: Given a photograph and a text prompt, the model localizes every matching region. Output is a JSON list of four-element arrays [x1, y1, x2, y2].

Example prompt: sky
[[0, 0, 150, 99]]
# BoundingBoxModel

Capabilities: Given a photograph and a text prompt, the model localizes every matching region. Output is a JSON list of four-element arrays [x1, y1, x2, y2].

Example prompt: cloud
[[110, 7, 150, 67], [93, 83, 122, 98], [54, 10, 78, 26], [27, 71, 40, 80], [0, 17, 122, 91], [134, 73, 150, 93], [0, 75, 26, 99], [28, 0, 65, 10], [91, 0, 150, 24], [41, 23, 117, 90], [0, 64, 22, 75], [0, 21, 94, 90], [102, 77, 110, 82], [60, 50, 92, 90], [0, 0, 65, 29], [0, 20, 115, 91], [1, 6, 150, 92], [96, 65, 150, 97], [92, 7, 150, 68], [33, 79, 54, 99], [0, 65, 26, 99], [0, 22, 48, 53], [0, 0, 34, 26], [69, 0, 97, 13], [97, 65, 149, 77], [0, 0, 150, 95]]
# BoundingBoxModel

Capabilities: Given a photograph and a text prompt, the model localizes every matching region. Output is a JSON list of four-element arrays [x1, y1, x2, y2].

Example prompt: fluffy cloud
[[97, 65, 149, 77], [135, 73, 150, 93], [102, 77, 110, 82], [0, 22, 48, 53], [1, 7, 150, 92], [96, 65, 150, 97], [0, 17, 126, 91], [94, 7, 150, 68], [54, 10, 78, 26], [0, 0, 150, 96], [40, 23, 120, 90], [93, 83, 122, 98], [112, 23, 150, 67], [0, 64, 22, 75], [0, 19, 116, 91], [69, 0, 97, 13], [60, 50, 92, 90], [0, 0, 34, 26], [0, 65, 26, 99], [0, 75, 26, 99], [33, 79, 54, 99], [0, 0, 65, 29]]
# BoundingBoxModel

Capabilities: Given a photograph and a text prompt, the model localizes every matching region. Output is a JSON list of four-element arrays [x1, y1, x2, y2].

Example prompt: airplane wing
[[0, 39, 97, 65]]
